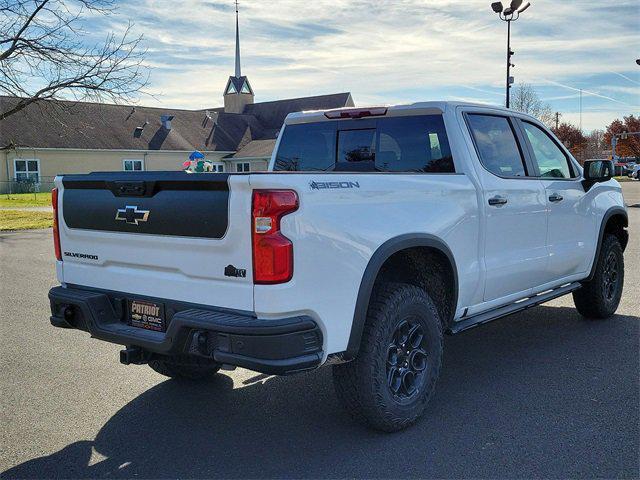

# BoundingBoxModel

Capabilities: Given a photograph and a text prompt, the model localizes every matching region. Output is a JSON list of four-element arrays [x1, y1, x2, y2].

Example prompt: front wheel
[[333, 283, 443, 432], [573, 234, 624, 319]]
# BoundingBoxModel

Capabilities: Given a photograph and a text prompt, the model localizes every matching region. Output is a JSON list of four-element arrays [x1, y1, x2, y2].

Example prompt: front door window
[[522, 121, 574, 179]]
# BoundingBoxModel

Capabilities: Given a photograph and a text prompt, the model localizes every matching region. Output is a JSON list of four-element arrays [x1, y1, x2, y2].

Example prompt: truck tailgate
[[55, 172, 253, 311]]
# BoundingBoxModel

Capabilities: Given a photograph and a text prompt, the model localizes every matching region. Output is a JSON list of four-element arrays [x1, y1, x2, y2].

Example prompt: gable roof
[[0, 92, 353, 152], [243, 92, 354, 131], [232, 139, 277, 158]]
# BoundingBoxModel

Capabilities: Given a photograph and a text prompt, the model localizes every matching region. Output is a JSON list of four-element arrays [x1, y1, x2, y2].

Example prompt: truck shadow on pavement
[[3, 306, 639, 479]]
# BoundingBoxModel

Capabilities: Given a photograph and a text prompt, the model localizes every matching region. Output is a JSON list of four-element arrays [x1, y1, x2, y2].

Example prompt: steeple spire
[[223, 0, 254, 113], [234, 0, 241, 78]]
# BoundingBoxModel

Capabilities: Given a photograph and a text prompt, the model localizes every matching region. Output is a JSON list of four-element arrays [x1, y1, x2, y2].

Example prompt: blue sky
[[82, 0, 638, 132]]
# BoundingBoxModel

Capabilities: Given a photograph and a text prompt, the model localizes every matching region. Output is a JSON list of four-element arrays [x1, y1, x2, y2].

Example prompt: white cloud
[[55, 0, 640, 129]]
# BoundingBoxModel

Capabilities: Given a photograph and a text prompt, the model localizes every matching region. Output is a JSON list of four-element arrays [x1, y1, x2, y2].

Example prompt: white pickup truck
[[49, 102, 628, 431]]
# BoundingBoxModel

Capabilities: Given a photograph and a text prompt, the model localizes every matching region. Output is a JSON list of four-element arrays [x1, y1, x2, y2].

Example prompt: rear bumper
[[48, 285, 323, 375]]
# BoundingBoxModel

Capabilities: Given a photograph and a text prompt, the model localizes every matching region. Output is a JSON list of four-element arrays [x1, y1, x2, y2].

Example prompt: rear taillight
[[252, 190, 299, 284], [52, 188, 62, 261]]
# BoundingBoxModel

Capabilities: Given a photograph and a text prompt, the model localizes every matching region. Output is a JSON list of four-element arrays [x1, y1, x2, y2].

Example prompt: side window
[[123, 159, 143, 171], [14, 159, 40, 182], [467, 114, 527, 177], [274, 123, 336, 171], [235, 162, 250, 173], [522, 122, 573, 179], [376, 115, 454, 173]]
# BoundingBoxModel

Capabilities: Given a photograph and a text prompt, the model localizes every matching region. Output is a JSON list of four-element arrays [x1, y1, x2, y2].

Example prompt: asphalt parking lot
[[1, 183, 639, 479]]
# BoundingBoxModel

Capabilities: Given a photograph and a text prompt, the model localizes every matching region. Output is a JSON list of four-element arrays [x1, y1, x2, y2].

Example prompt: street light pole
[[506, 18, 512, 108], [491, 1, 531, 109]]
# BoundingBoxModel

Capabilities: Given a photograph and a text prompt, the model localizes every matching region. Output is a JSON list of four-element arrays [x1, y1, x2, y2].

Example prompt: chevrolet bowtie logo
[[115, 206, 150, 225]]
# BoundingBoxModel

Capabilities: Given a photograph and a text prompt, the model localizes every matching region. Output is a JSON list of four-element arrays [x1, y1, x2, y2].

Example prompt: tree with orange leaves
[[605, 115, 640, 160], [552, 122, 586, 162]]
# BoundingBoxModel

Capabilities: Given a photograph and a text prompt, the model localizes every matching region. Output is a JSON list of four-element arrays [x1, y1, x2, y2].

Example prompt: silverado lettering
[[63, 252, 99, 261]]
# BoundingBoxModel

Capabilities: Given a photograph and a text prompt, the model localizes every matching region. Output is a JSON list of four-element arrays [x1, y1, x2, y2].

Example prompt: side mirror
[[583, 160, 613, 190]]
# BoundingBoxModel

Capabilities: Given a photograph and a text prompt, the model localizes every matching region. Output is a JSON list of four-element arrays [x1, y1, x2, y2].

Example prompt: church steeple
[[224, 0, 254, 113], [234, 0, 241, 78]]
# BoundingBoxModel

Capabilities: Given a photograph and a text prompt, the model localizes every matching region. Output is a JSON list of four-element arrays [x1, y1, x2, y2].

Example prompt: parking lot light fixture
[[490, 1, 532, 108], [518, 1, 531, 12]]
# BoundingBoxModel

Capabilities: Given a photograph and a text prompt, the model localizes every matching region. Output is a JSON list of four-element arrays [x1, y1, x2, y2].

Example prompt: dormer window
[[241, 82, 252, 94], [226, 82, 237, 94]]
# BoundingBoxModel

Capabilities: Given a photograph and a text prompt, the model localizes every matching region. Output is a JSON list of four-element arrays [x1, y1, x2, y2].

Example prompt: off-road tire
[[149, 357, 221, 380], [333, 282, 443, 432], [573, 234, 624, 319]]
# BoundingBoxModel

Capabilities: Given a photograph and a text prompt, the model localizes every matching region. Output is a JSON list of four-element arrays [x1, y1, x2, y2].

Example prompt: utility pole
[[579, 89, 583, 134], [555, 112, 561, 130]]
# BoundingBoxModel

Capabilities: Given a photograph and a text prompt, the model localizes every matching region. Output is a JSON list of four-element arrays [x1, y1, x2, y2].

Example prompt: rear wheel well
[[374, 247, 456, 329]]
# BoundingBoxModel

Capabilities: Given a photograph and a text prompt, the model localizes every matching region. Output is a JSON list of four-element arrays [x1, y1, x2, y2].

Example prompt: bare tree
[[583, 129, 606, 160], [0, 0, 148, 120], [511, 83, 554, 127]]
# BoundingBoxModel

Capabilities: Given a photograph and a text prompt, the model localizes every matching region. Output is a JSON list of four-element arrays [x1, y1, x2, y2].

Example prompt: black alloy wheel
[[387, 319, 429, 402], [602, 251, 620, 302]]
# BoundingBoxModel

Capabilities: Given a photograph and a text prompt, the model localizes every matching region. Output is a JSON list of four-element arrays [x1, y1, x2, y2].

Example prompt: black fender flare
[[585, 206, 628, 282], [344, 234, 458, 360]]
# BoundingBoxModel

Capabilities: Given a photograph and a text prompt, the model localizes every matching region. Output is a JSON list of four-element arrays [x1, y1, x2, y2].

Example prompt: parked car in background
[[614, 162, 629, 176], [48, 102, 628, 432], [624, 162, 634, 176], [628, 164, 640, 180]]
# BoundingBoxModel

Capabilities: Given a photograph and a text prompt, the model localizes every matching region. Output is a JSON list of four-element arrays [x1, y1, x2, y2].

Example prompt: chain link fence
[[0, 177, 56, 197]]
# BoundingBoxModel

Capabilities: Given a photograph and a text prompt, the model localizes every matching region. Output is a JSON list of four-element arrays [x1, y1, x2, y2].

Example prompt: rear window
[[273, 115, 454, 173]]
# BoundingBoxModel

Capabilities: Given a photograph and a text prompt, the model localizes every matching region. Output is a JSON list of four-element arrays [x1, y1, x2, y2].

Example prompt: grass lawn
[[0, 192, 52, 208], [0, 211, 53, 231]]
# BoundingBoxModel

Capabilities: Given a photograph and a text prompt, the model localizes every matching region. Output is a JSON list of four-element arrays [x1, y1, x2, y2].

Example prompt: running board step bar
[[449, 282, 582, 334]]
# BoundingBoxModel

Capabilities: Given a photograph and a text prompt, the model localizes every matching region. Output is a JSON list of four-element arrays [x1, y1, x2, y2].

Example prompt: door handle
[[549, 193, 564, 203], [488, 196, 508, 206]]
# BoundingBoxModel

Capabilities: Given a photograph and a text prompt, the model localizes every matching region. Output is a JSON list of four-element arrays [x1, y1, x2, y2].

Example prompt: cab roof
[[284, 101, 515, 125]]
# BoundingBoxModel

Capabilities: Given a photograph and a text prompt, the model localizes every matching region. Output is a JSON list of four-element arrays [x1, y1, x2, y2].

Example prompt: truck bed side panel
[[250, 173, 481, 356]]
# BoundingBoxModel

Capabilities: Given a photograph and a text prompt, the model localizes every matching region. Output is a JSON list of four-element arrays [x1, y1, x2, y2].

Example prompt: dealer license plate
[[128, 299, 166, 332]]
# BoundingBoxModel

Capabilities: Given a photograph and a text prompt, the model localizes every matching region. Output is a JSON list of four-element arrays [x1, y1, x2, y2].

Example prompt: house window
[[123, 159, 144, 171], [14, 159, 40, 182], [236, 162, 250, 173], [212, 162, 225, 173]]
